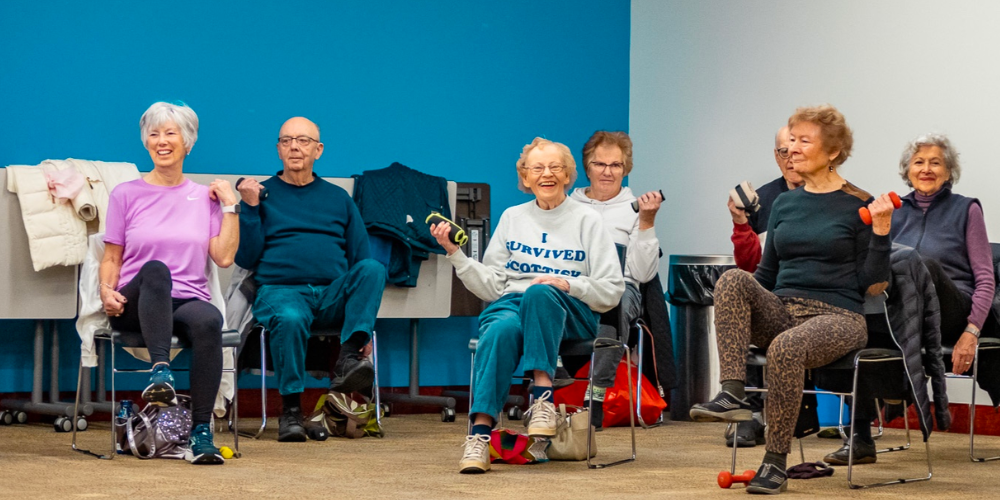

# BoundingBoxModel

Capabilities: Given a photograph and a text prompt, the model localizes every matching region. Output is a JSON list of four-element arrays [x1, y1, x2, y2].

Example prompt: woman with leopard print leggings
[[690, 105, 895, 494]]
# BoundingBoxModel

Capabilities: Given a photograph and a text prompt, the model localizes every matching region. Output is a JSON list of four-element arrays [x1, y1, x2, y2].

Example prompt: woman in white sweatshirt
[[569, 130, 663, 428], [431, 137, 624, 474]]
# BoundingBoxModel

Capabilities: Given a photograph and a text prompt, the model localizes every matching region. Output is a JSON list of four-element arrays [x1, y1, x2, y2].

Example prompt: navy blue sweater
[[755, 182, 892, 314], [235, 172, 371, 286]]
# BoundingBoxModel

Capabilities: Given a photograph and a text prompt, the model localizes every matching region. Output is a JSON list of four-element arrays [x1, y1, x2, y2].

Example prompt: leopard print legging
[[715, 269, 867, 454]]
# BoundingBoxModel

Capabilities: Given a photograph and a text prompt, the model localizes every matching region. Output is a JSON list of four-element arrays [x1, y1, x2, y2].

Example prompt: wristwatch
[[964, 325, 981, 339], [222, 204, 241, 214]]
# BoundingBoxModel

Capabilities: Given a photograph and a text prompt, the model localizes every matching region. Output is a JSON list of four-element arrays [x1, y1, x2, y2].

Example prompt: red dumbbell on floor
[[859, 191, 902, 225], [718, 469, 756, 489]]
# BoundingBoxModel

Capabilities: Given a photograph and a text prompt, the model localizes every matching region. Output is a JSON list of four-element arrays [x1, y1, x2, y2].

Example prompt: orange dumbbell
[[859, 192, 901, 225], [718, 469, 756, 488]]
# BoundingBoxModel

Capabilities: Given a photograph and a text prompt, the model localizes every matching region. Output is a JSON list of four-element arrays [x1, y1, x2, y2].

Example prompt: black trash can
[[666, 255, 736, 421]]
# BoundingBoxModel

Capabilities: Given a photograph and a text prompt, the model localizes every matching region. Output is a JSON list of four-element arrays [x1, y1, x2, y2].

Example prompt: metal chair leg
[[371, 330, 382, 429], [847, 355, 932, 489], [969, 346, 1000, 462], [240, 326, 268, 439], [71, 361, 110, 459], [587, 339, 635, 469]]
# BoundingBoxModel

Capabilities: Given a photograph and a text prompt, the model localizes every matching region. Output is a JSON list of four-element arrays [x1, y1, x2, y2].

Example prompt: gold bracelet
[[100, 282, 115, 290]]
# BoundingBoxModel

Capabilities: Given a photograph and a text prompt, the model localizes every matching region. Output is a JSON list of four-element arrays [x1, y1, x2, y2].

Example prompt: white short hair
[[139, 101, 199, 150]]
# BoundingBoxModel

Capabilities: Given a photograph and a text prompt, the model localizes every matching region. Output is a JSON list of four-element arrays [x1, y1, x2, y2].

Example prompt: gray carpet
[[1, 414, 996, 499]]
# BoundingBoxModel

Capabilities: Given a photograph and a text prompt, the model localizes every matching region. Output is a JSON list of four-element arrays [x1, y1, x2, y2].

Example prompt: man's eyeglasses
[[591, 161, 624, 171], [523, 164, 566, 175], [775, 147, 790, 159], [278, 136, 319, 147]]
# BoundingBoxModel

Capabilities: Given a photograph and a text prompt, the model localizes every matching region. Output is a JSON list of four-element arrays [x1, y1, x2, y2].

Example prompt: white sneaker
[[525, 391, 558, 437], [459, 434, 491, 474]]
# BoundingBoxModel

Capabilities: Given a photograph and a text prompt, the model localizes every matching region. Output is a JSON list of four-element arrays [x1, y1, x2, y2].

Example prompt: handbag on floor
[[307, 391, 384, 439], [547, 404, 597, 461], [115, 395, 192, 459]]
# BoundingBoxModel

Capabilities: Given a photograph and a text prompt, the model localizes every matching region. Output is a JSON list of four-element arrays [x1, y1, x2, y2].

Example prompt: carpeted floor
[[1, 413, 996, 499]]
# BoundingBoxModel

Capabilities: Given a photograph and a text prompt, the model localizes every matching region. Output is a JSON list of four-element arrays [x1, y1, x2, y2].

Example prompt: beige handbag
[[547, 404, 597, 461]]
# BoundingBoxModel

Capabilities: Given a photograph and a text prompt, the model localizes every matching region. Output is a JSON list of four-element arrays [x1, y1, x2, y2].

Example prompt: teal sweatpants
[[253, 259, 386, 395], [470, 284, 599, 420]]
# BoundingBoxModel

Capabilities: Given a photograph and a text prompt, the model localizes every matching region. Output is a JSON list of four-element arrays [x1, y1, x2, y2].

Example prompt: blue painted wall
[[0, 1, 630, 393]]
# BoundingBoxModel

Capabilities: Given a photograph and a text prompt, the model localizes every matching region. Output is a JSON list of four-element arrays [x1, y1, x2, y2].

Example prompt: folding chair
[[942, 336, 1000, 462], [734, 292, 933, 489], [466, 244, 636, 469], [240, 324, 382, 439], [71, 329, 243, 459]]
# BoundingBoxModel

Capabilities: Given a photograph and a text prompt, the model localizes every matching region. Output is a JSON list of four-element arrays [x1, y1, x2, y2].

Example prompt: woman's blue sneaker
[[142, 364, 177, 407], [186, 423, 224, 465]]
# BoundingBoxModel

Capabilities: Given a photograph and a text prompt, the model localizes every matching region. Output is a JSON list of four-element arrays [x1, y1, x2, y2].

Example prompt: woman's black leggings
[[108, 261, 223, 425]]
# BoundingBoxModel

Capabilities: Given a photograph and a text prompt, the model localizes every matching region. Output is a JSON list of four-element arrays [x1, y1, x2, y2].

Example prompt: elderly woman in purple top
[[99, 102, 239, 465], [891, 133, 995, 374]]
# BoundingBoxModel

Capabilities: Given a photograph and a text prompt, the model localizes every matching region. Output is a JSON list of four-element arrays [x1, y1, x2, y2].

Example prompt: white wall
[[631, 0, 1000, 405]]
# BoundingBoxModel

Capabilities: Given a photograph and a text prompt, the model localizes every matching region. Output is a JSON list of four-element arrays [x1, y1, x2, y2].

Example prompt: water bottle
[[115, 400, 134, 454]]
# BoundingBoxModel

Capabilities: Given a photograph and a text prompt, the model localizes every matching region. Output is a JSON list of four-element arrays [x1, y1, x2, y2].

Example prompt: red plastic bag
[[603, 359, 667, 426], [552, 357, 667, 427]]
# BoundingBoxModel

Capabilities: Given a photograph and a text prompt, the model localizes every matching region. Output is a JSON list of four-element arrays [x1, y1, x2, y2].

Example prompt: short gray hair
[[898, 133, 960, 187], [515, 137, 578, 194], [140, 101, 199, 150]]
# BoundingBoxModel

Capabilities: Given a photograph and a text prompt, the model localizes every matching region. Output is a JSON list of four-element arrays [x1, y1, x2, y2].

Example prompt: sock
[[721, 379, 746, 400], [339, 331, 368, 360], [533, 385, 553, 402], [585, 385, 607, 403], [282, 393, 301, 412], [192, 418, 211, 429], [471, 424, 492, 436], [855, 419, 874, 444], [762, 450, 787, 470]]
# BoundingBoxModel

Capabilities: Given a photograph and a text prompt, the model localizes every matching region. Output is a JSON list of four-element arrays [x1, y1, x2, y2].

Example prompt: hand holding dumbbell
[[729, 181, 760, 214], [859, 192, 901, 225], [718, 469, 756, 488], [631, 189, 665, 212], [424, 212, 469, 255], [236, 177, 269, 205]]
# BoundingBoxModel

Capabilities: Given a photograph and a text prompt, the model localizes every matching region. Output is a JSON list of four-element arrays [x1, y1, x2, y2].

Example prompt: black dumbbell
[[236, 177, 269, 201], [425, 212, 469, 246], [631, 189, 665, 212]]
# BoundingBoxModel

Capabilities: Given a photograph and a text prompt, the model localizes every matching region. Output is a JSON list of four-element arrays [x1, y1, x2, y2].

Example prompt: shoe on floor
[[689, 391, 752, 422], [725, 417, 766, 447], [823, 436, 877, 465], [185, 423, 224, 465], [746, 462, 788, 494], [278, 406, 307, 443], [142, 364, 177, 407], [552, 366, 575, 389], [331, 355, 375, 394], [525, 391, 558, 437], [459, 434, 491, 474]]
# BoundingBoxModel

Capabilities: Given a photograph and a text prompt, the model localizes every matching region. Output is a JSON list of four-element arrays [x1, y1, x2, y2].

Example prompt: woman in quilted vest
[[890, 133, 995, 369]]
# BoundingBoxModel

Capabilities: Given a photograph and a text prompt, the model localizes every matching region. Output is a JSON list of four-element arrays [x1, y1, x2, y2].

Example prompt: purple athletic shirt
[[105, 178, 222, 301]]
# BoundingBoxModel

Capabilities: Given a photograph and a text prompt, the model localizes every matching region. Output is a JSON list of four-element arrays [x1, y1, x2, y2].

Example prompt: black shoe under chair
[[725, 418, 765, 447], [689, 391, 752, 422], [824, 436, 877, 466], [278, 407, 307, 443]]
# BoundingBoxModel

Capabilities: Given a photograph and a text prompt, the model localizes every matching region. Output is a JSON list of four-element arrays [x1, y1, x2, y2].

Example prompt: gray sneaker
[[525, 391, 558, 437], [459, 434, 491, 474]]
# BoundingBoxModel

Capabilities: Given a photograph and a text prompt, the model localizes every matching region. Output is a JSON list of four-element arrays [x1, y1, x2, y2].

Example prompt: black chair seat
[[97, 329, 242, 349]]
